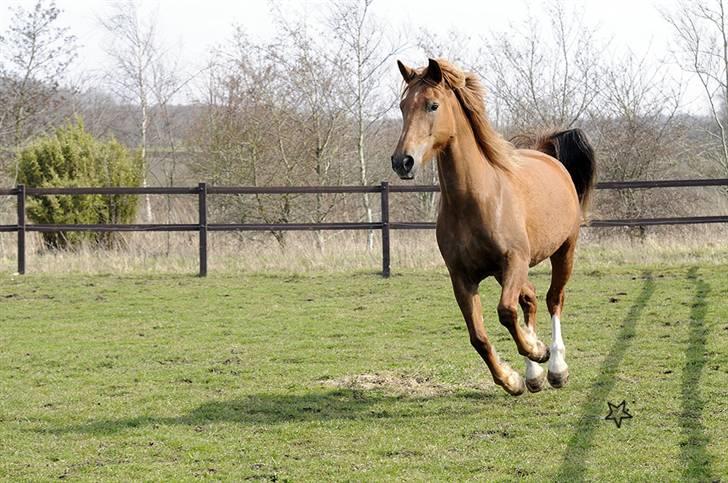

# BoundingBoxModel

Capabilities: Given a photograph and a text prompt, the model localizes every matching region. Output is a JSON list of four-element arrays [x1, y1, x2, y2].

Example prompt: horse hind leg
[[546, 239, 576, 388], [519, 281, 547, 393]]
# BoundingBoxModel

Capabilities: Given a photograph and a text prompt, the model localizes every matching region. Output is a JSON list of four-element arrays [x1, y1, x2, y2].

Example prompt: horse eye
[[428, 102, 439, 112]]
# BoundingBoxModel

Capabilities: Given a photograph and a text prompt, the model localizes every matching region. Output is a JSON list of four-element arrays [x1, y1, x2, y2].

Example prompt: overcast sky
[[0, 0, 700, 108]]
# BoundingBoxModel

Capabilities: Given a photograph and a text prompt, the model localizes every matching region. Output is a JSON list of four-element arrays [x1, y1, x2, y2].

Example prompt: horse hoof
[[526, 370, 547, 393], [547, 369, 569, 388], [501, 372, 526, 396]]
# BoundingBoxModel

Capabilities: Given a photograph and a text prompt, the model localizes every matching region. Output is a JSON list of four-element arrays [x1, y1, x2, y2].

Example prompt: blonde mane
[[406, 59, 514, 171]]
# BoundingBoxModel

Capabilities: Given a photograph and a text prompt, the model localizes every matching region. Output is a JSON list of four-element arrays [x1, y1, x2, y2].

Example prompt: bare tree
[[189, 30, 318, 247], [417, 28, 477, 68], [189, 11, 366, 247], [149, 57, 193, 188], [266, 13, 351, 250], [595, 54, 683, 181], [327, 0, 404, 251], [0, 0, 77, 173], [478, 2, 602, 134], [664, 0, 728, 178], [590, 52, 686, 237], [100, 0, 158, 221]]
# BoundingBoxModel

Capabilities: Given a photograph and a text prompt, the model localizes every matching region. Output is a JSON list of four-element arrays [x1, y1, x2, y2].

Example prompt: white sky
[[0, 0, 699, 108]]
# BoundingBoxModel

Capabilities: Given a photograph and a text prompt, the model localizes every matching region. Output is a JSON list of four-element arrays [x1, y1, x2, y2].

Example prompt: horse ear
[[397, 60, 415, 82], [426, 58, 443, 84]]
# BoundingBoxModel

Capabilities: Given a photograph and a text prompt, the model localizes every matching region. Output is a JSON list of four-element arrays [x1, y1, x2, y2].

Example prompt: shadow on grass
[[680, 267, 714, 480], [555, 271, 654, 481], [43, 388, 490, 436]]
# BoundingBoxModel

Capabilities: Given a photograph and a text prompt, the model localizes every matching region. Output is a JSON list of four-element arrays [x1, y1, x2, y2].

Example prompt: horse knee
[[468, 333, 491, 358], [469, 332, 486, 350], [518, 291, 536, 309], [497, 302, 518, 328]]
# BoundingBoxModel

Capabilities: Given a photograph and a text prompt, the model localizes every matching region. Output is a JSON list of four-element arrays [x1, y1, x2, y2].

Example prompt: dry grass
[[319, 372, 453, 397], [1, 226, 727, 275], [576, 226, 728, 268]]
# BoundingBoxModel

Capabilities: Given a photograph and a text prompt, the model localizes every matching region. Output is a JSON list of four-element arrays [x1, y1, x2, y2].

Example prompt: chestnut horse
[[391, 59, 596, 396]]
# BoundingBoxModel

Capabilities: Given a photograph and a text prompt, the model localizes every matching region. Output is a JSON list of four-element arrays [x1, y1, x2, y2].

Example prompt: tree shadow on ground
[[555, 271, 655, 480], [680, 267, 714, 480], [42, 388, 491, 436]]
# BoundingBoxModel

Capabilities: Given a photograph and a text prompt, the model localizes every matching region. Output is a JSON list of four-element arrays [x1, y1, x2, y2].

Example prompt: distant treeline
[[2, 0, 727, 242]]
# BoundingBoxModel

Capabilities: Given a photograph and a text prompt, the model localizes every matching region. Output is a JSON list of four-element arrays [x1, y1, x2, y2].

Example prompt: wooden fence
[[1, 178, 727, 277]]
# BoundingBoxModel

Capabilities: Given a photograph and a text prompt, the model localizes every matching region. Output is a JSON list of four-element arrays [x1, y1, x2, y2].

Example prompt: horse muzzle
[[391, 154, 415, 179]]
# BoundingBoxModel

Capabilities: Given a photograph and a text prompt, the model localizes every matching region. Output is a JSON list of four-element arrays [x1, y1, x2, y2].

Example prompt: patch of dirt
[[320, 372, 451, 397]]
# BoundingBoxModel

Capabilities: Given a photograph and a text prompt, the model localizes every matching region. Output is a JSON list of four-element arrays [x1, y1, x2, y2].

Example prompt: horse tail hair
[[535, 128, 597, 217]]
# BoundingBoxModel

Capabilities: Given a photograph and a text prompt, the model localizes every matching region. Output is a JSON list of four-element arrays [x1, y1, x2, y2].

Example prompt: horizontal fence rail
[[1, 178, 727, 276]]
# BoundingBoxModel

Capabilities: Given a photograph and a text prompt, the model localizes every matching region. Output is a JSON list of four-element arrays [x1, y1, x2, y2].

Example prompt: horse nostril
[[403, 155, 414, 171]]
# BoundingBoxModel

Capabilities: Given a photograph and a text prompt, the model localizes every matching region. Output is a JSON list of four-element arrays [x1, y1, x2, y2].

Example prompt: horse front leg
[[497, 255, 550, 364], [451, 276, 525, 396]]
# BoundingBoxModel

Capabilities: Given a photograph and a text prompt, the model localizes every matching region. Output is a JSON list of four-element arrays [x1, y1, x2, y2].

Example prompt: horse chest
[[436, 218, 505, 279]]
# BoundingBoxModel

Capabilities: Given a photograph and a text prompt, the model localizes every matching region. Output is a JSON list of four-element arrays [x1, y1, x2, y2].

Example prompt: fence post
[[16, 184, 26, 275], [198, 182, 208, 277], [380, 181, 390, 278]]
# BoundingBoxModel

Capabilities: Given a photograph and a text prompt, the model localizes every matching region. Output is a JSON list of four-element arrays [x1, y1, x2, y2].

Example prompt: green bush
[[16, 119, 142, 248]]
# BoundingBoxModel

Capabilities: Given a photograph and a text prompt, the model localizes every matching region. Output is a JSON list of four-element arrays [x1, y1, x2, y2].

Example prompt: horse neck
[[436, 109, 502, 207]]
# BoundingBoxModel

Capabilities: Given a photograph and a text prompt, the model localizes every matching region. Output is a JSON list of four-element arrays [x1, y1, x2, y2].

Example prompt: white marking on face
[[548, 315, 568, 374]]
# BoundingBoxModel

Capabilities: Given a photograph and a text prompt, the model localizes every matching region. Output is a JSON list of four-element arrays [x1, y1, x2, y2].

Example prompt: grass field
[[1, 262, 727, 481]]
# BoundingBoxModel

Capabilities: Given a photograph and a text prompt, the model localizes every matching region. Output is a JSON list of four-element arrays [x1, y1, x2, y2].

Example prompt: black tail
[[535, 128, 597, 214]]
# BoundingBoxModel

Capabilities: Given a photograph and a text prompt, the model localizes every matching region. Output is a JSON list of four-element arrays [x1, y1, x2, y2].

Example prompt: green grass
[[1, 264, 726, 481]]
